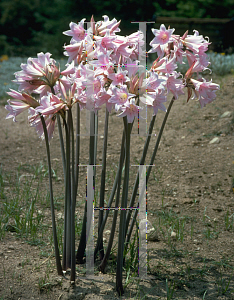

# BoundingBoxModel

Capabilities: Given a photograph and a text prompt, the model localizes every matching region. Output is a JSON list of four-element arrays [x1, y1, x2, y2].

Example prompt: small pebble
[[209, 137, 220, 144], [220, 111, 232, 118], [57, 212, 63, 220]]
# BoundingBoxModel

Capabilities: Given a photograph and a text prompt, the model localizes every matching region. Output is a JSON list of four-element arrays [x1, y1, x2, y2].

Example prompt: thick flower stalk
[[5, 15, 220, 295]]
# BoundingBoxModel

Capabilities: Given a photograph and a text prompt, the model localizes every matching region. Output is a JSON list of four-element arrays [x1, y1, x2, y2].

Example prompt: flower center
[[77, 29, 85, 39], [129, 104, 135, 112], [161, 33, 168, 41], [94, 81, 101, 92], [117, 74, 124, 81], [119, 92, 127, 102]]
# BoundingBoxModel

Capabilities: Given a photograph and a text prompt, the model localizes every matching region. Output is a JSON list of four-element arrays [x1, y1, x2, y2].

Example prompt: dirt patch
[[0, 74, 234, 299]]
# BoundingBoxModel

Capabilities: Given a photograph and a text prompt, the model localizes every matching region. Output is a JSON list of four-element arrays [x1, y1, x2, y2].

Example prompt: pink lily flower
[[60, 62, 75, 76], [172, 44, 185, 64], [64, 42, 84, 63], [117, 99, 141, 123], [55, 76, 73, 96], [28, 108, 56, 142], [113, 43, 132, 62], [5, 100, 31, 122], [14, 52, 60, 95], [35, 94, 66, 116], [33, 84, 52, 97], [128, 72, 145, 96], [141, 90, 167, 116], [125, 60, 143, 78], [95, 87, 112, 111], [108, 85, 135, 111], [92, 52, 114, 77], [85, 76, 103, 96], [126, 31, 144, 47], [190, 78, 220, 108], [96, 15, 121, 36], [182, 30, 210, 54], [145, 71, 166, 92], [64, 35, 95, 64], [63, 19, 86, 43], [74, 89, 88, 110], [165, 72, 185, 99], [153, 57, 177, 74], [149, 24, 175, 57], [151, 92, 168, 116], [28, 93, 67, 141], [5, 89, 39, 122], [108, 67, 129, 85], [185, 51, 210, 73], [94, 30, 117, 51]]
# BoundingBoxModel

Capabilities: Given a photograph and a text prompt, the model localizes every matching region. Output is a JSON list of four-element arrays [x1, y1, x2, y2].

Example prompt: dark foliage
[[0, 0, 233, 57]]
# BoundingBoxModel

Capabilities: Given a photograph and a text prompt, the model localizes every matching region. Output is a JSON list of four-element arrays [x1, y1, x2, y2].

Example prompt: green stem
[[99, 129, 125, 273], [97, 108, 109, 260], [147, 96, 175, 182], [76, 203, 87, 264], [74, 103, 80, 204], [93, 111, 98, 185], [125, 96, 175, 247], [94, 129, 125, 260], [52, 86, 66, 183], [116, 117, 131, 296], [56, 114, 66, 182], [68, 108, 76, 282], [40, 115, 62, 276], [53, 80, 66, 189], [76, 110, 96, 263], [125, 114, 156, 239], [62, 119, 71, 270]]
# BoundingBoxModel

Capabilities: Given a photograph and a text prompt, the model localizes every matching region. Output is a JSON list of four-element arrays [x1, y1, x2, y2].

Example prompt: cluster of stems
[[5, 16, 220, 296], [41, 94, 175, 295]]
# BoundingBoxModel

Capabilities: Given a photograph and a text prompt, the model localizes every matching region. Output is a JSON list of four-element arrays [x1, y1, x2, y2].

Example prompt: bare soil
[[0, 74, 234, 299]]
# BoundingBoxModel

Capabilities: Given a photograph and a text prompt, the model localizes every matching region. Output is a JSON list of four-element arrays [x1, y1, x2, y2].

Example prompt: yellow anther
[[119, 93, 127, 102]]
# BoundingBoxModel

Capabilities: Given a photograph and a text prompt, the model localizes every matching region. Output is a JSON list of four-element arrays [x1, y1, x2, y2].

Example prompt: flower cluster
[[5, 16, 220, 141], [149, 24, 220, 106]]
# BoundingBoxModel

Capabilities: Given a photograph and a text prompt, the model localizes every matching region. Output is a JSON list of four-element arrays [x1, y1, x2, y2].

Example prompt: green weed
[[216, 272, 233, 295], [166, 278, 175, 300], [224, 210, 234, 231]]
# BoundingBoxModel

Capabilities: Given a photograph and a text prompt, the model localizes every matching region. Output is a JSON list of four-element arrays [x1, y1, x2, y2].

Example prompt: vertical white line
[[138, 165, 147, 279], [85, 21, 92, 136], [138, 23, 147, 137], [86, 165, 94, 277]]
